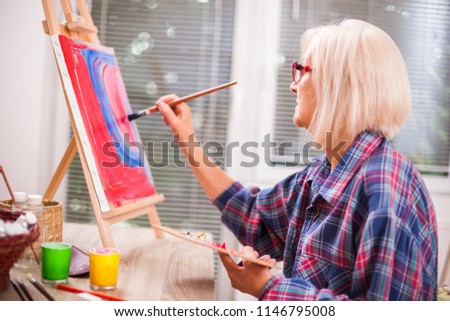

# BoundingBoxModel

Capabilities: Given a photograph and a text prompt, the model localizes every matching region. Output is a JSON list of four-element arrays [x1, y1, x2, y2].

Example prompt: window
[[272, 0, 450, 175]]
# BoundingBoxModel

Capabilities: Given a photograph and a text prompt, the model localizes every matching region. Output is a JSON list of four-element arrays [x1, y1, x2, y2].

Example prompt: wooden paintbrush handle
[[0, 165, 16, 205], [145, 80, 238, 114]]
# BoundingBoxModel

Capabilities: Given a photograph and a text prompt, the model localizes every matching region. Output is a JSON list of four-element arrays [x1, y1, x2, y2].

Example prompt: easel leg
[[147, 205, 164, 239], [96, 218, 115, 248], [44, 136, 77, 200]]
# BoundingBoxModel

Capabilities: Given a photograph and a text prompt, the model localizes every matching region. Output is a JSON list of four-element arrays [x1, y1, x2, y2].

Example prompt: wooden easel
[[41, 0, 164, 247]]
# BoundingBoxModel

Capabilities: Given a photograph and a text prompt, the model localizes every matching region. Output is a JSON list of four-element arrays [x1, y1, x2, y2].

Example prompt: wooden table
[[0, 222, 214, 301]]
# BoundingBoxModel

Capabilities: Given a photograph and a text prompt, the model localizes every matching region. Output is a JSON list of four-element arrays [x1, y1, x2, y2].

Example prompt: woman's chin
[[293, 116, 306, 128]]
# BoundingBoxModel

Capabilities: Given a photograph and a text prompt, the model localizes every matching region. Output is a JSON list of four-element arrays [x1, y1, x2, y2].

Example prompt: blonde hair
[[301, 19, 411, 147]]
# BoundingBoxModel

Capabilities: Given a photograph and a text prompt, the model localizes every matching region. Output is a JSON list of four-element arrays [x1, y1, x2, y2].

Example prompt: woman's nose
[[290, 81, 298, 93]]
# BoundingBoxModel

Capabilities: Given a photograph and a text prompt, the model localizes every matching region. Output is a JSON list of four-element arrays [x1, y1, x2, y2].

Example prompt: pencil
[[127, 80, 238, 121], [54, 284, 126, 301]]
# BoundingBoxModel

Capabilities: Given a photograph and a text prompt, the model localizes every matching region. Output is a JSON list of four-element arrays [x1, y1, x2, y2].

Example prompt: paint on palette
[[59, 35, 156, 207], [184, 231, 227, 249]]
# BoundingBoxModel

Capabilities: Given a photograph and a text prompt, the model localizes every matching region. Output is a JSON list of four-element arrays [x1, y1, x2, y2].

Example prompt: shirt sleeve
[[212, 171, 304, 260], [353, 161, 438, 300], [352, 207, 437, 300]]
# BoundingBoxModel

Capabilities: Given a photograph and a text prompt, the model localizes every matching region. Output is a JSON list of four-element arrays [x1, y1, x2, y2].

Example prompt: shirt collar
[[306, 131, 384, 206]]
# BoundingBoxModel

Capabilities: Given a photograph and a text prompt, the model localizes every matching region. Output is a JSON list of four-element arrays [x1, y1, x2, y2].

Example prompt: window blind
[[65, 0, 236, 249], [273, 0, 450, 175]]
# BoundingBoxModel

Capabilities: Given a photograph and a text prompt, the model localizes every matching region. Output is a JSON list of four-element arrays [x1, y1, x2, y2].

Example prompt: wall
[[0, 1, 68, 202]]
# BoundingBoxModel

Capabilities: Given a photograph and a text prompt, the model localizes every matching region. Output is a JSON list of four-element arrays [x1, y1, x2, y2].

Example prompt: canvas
[[52, 34, 156, 212]]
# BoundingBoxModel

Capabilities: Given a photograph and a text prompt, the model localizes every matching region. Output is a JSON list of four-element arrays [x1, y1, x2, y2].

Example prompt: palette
[[152, 225, 275, 268], [69, 245, 89, 277]]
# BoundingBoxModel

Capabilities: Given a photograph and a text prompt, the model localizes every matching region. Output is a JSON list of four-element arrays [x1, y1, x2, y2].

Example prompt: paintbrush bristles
[[127, 112, 145, 121], [127, 114, 139, 121]]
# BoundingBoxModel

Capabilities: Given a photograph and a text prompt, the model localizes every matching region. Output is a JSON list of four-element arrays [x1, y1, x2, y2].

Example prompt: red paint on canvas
[[59, 35, 156, 208]]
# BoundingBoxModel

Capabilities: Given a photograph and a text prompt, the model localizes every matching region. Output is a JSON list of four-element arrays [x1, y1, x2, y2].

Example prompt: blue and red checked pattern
[[213, 131, 438, 300]]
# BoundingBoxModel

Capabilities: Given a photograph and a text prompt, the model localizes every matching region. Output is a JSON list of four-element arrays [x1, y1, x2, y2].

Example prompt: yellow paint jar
[[89, 247, 120, 290]]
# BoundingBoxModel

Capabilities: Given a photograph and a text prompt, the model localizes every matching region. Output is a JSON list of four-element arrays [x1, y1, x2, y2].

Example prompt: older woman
[[156, 19, 438, 300]]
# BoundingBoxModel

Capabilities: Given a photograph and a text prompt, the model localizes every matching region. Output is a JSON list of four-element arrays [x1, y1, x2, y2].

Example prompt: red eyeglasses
[[292, 61, 312, 83]]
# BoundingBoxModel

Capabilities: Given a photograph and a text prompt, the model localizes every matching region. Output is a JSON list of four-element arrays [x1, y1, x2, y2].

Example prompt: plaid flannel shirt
[[213, 131, 438, 300]]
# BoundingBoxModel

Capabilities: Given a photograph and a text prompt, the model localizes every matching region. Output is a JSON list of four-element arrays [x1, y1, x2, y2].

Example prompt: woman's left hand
[[218, 246, 275, 298]]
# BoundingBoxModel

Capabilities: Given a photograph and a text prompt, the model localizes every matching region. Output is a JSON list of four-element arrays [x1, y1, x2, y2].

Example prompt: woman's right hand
[[156, 94, 196, 143], [156, 95, 235, 201]]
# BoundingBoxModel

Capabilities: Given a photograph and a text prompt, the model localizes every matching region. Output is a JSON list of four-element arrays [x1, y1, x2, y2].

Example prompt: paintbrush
[[0, 165, 16, 206], [26, 273, 55, 301], [16, 278, 33, 301], [10, 279, 26, 301], [53, 284, 126, 301], [127, 81, 237, 121]]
